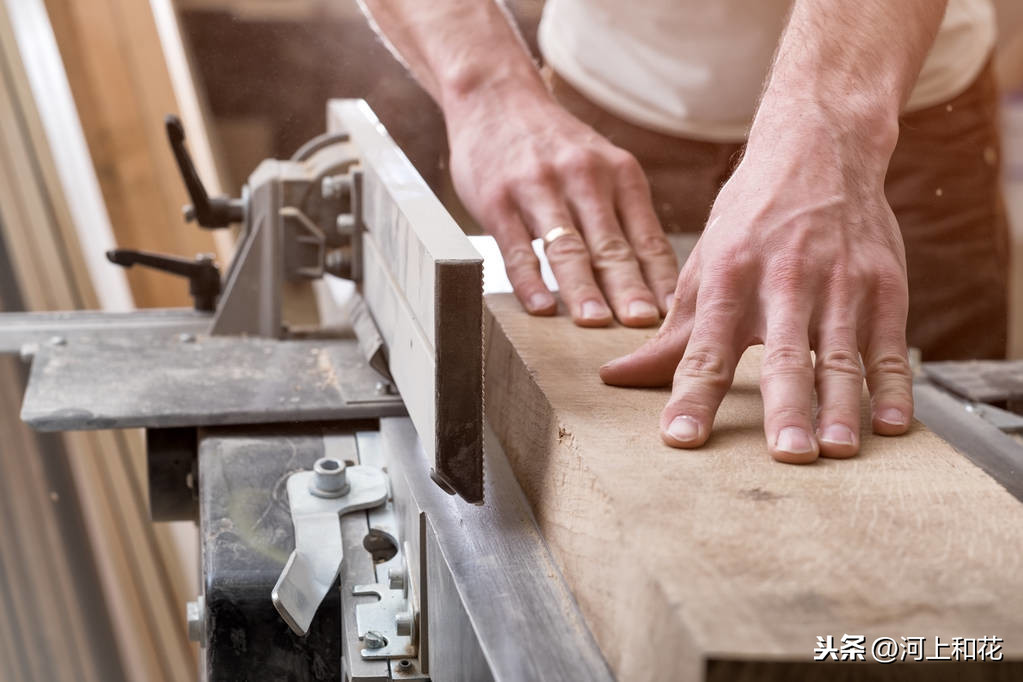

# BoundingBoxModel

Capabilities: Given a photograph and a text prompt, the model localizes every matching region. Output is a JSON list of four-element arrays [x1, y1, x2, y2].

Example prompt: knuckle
[[762, 344, 812, 375], [765, 259, 805, 295], [705, 245, 754, 284], [699, 265, 748, 303], [590, 236, 635, 268], [844, 260, 870, 286], [557, 147, 601, 178], [545, 234, 590, 262], [611, 150, 644, 178], [768, 405, 813, 425], [502, 244, 539, 273], [479, 184, 511, 213], [633, 233, 676, 261], [675, 349, 732, 392], [824, 264, 856, 300], [815, 348, 863, 378], [867, 351, 911, 380], [873, 269, 908, 301], [515, 163, 556, 188]]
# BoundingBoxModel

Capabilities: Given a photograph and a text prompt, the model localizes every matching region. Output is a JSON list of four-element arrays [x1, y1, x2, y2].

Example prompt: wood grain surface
[[484, 292, 1023, 681]]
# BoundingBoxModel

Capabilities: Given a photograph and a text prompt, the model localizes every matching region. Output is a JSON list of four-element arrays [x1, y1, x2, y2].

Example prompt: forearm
[[751, 0, 947, 165], [357, 0, 548, 111]]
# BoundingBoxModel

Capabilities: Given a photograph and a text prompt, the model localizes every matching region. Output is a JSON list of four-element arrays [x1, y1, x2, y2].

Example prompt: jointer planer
[[4, 98, 1023, 682], [0, 100, 613, 681]]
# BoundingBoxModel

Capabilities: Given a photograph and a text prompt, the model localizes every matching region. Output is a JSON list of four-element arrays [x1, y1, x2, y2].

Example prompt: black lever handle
[[165, 114, 243, 229], [107, 249, 221, 312]]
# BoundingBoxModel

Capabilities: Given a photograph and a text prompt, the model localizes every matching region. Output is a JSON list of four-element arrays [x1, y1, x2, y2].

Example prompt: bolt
[[179, 332, 196, 343], [49, 335, 66, 347], [364, 630, 387, 650], [186, 595, 205, 642], [375, 381, 395, 396], [321, 175, 351, 201], [395, 610, 413, 637], [335, 213, 356, 234], [398, 659, 412, 670], [388, 566, 405, 590], [310, 457, 349, 498]]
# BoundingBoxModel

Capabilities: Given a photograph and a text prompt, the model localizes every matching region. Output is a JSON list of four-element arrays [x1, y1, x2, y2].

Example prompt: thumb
[[600, 318, 690, 387]]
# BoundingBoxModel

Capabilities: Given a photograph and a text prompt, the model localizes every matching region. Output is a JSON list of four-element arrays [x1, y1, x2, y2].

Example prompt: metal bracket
[[352, 490, 420, 663], [352, 575, 417, 660], [272, 457, 388, 636]]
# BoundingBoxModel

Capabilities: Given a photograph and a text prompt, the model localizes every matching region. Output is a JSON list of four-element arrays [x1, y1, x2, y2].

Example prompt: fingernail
[[600, 355, 623, 371], [528, 292, 553, 312], [627, 300, 658, 320], [878, 407, 906, 427], [776, 426, 814, 454], [666, 415, 701, 444], [820, 424, 855, 446], [581, 300, 610, 320]]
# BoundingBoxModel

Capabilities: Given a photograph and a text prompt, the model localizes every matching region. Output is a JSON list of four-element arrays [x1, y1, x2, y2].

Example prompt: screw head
[[178, 332, 196, 343], [49, 335, 66, 347], [364, 630, 387, 649]]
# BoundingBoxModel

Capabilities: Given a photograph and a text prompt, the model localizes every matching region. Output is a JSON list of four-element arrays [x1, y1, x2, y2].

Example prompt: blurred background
[[0, 1, 1020, 680]]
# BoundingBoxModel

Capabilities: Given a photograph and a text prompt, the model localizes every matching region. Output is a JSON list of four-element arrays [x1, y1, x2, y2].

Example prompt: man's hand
[[600, 127, 914, 461], [600, 0, 948, 460], [358, 0, 676, 327], [444, 88, 678, 326]]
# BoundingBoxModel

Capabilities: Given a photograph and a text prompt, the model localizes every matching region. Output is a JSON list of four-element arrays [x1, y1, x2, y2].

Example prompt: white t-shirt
[[538, 0, 996, 141]]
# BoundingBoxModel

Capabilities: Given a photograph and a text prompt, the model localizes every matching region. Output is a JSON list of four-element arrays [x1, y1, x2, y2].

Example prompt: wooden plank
[[484, 292, 1023, 681]]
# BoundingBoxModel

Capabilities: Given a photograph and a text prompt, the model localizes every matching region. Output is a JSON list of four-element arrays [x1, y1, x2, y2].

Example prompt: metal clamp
[[272, 457, 388, 636]]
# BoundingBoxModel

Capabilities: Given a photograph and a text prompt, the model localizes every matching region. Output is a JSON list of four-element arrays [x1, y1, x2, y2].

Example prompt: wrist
[[749, 83, 900, 173], [439, 59, 550, 118], [746, 95, 899, 182]]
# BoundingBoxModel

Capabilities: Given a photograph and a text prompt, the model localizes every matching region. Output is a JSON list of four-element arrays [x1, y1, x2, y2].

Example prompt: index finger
[[660, 285, 745, 447]]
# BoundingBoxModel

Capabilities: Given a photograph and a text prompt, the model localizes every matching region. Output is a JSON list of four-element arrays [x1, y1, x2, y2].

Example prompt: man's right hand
[[444, 85, 679, 327]]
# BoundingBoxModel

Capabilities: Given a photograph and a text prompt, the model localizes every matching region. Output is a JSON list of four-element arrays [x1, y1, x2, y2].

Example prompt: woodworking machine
[[3, 99, 1021, 682], [0, 101, 612, 681]]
